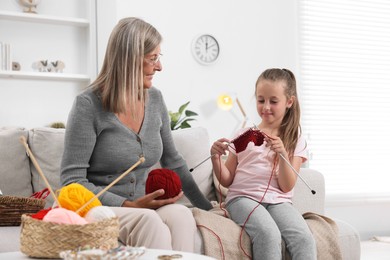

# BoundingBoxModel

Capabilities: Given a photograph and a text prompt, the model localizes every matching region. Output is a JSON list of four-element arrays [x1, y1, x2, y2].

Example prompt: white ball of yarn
[[85, 206, 116, 223]]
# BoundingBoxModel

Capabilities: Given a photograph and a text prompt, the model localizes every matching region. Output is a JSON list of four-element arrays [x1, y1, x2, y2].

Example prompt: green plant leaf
[[169, 111, 180, 123], [185, 110, 198, 117], [171, 120, 176, 130], [180, 121, 191, 129], [178, 101, 190, 114], [169, 101, 198, 130]]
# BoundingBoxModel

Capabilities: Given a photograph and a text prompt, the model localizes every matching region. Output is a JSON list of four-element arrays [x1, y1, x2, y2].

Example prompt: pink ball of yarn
[[43, 207, 88, 225]]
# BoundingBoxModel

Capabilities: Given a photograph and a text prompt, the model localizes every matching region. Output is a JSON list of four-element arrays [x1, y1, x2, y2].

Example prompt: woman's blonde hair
[[91, 17, 162, 116], [256, 68, 302, 158]]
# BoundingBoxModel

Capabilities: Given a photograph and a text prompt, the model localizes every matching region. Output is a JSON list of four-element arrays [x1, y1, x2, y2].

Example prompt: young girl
[[210, 68, 316, 259]]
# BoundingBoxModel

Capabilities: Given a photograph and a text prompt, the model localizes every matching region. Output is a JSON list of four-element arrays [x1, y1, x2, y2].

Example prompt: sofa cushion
[[0, 127, 32, 197], [171, 127, 216, 206], [28, 127, 65, 207]]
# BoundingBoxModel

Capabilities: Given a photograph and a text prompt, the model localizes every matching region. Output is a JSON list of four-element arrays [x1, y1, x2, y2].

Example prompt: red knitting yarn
[[31, 208, 52, 220], [145, 168, 182, 200]]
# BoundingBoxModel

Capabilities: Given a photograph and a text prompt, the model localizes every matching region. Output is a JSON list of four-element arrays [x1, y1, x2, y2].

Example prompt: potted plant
[[169, 101, 198, 130]]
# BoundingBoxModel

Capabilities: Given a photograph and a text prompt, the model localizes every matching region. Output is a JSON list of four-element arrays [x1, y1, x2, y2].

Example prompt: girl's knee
[[290, 230, 316, 251], [252, 225, 281, 245]]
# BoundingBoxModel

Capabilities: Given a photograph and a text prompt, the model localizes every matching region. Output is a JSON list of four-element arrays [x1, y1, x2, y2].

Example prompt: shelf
[[0, 70, 90, 82], [0, 10, 89, 27]]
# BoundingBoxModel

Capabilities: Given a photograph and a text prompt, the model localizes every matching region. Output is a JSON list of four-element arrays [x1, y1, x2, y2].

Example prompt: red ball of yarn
[[145, 168, 182, 200]]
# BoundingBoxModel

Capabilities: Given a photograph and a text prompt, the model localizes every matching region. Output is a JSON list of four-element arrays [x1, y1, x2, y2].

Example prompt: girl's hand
[[122, 189, 184, 209], [210, 138, 230, 158], [265, 135, 288, 157]]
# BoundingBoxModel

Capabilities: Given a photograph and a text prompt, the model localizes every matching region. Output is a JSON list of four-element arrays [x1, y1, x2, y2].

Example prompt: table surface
[[0, 249, 216, 260]]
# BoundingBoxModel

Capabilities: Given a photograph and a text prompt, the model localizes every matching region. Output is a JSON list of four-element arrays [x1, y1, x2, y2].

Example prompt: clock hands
[[206, 43, 216, 51]]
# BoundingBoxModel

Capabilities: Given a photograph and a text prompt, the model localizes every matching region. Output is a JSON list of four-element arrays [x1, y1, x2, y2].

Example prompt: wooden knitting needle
[[76, 156, 145, 214], [19, 136, 62, 207]]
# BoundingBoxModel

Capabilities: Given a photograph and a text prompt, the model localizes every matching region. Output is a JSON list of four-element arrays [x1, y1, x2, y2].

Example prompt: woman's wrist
[[122, 200, 135, 208]]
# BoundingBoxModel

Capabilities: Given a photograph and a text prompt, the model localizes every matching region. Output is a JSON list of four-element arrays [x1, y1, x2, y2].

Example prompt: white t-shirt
[[225, 128, 308, 204]]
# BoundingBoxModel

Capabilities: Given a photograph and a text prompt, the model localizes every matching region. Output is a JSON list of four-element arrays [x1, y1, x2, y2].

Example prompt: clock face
[[192, 34, 220, 65]]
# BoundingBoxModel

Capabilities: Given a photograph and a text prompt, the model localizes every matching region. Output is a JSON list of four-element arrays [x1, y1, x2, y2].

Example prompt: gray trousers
[[226, 197, 316, 260], [111, 204, 196, 252]]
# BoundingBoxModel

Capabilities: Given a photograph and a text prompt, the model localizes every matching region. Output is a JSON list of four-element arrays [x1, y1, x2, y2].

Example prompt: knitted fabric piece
[[231, 128, 265, 153]]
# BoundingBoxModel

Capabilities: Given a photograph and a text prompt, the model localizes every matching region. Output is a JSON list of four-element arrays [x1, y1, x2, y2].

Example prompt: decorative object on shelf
[[217, 93, 248, 128], [168, 101, 198, 130], [12, 62, 21, 71], [32, 60, 66, 73], [50, 60, 65, 73], [0, 42, 12, 71], [32, 60, 49, 72], [18, 0, 42, 14], [191, 34, 220, 65]]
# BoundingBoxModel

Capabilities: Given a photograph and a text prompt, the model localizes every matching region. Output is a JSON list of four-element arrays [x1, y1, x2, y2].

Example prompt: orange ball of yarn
[[145, 168, 182, 200], [58, 183, 102, 217]]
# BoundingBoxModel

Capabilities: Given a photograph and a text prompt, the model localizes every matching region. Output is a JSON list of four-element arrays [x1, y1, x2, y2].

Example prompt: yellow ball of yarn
[[58, 183, 102, 217]]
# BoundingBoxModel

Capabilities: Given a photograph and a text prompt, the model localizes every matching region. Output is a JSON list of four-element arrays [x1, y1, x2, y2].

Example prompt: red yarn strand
[[197, 224, 226, 260]]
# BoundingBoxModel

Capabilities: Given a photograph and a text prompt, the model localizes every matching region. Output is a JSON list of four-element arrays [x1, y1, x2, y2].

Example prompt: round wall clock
[[191, 34, 220, 65]]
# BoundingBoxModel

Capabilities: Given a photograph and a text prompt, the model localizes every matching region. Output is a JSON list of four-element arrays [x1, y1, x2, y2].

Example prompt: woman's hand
[[122, 189, 183, 209]]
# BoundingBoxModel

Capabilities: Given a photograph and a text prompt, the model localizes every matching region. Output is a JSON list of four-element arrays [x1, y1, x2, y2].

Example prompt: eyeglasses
[[145, 53, 162, 66]]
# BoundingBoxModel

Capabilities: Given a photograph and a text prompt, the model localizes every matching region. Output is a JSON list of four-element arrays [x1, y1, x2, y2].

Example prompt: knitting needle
[[76, 156, 145, 214], [19, 136, 62, 207], [252, 126, 316, 194], [189, 142, 234, 172], [278, 153, 316, 195], [189, 154, 214, 172]]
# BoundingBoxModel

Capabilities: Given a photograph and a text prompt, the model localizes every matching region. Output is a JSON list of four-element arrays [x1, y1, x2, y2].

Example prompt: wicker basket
[[0, 196, 46, 226], [20, 214, 120, 259]]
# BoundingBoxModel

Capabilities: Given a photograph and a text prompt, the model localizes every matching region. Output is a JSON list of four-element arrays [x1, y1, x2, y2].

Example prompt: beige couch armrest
[[292, 168, 325, 215]]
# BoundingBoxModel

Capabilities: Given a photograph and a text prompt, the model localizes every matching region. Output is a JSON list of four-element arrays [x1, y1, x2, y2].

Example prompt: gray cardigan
[[60, 87, 212, 210]]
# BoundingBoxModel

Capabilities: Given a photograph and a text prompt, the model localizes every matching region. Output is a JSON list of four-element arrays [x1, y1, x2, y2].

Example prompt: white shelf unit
[[0, 70, 90, 81], [0, 3, 96, 82], [0, 0, 97, 128], [0, 10, 89, 27]]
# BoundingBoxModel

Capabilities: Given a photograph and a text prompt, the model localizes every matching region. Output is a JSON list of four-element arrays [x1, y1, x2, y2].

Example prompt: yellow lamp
[[217, 94, 234, 111], [217, 94, 248, 128]]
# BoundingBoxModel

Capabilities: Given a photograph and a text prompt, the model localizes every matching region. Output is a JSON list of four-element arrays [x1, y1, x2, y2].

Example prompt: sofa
[[0, 126, 361, 259]]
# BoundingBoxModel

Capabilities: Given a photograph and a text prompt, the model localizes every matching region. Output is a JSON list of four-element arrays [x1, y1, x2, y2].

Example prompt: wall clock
[[191, 34, 220, 65]]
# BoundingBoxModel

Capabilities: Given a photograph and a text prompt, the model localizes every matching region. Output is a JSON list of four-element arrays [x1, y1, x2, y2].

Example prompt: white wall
[[325, 196, 390, 240], [97, 0, 298, 144]]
